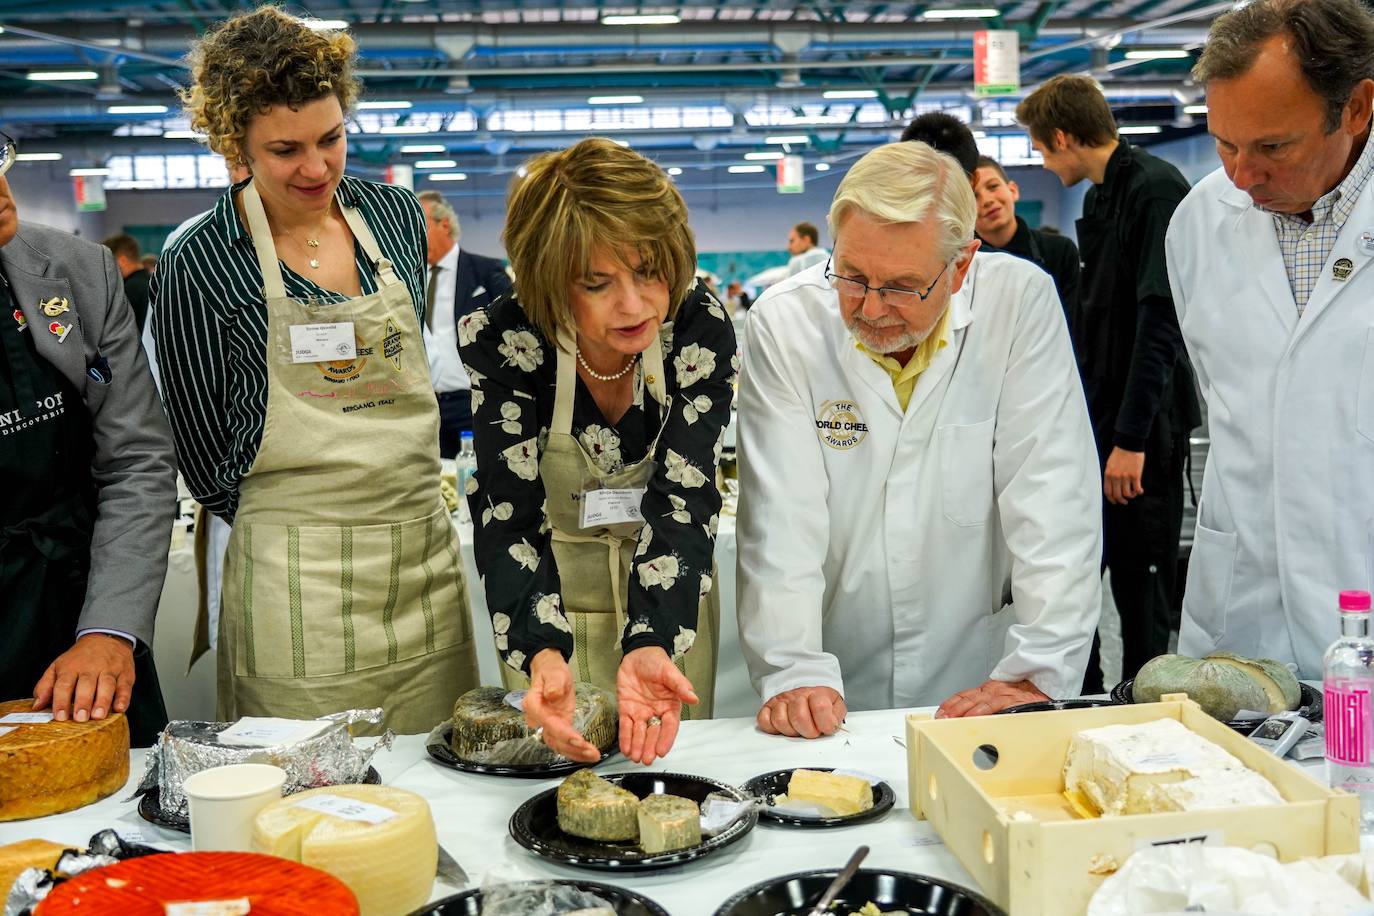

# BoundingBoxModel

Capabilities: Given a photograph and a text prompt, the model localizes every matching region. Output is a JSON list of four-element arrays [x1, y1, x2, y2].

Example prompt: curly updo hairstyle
[[180, 5, 361, 169]]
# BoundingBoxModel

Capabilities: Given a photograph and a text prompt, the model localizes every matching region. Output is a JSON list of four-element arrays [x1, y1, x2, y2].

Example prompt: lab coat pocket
[[1180, 521, 1238, 644], [1357, 328, 1374, 443], [939, 418, 995, 527]]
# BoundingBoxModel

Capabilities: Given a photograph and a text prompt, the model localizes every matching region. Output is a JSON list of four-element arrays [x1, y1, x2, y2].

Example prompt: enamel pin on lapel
[[12, 308, 26, 331], [39, 295, 70, 318], [48, 321, 72, 343], [1334, 257, 1354, 281]]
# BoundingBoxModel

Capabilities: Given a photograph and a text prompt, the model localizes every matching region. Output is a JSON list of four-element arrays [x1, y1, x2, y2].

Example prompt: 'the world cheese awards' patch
[[815, 399, 868, 450]]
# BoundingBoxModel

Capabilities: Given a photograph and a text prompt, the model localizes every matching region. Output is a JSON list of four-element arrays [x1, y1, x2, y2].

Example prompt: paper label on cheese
[[0, 726, 16, 738], [292, 792, 398, 824], [503, 690, 527, 712], [831, 767, 885, 786], [1136, 829, 1224, 851], [0, 712, 54, 724], [219, 717, 332, 747], [163, 900, 251, 916]]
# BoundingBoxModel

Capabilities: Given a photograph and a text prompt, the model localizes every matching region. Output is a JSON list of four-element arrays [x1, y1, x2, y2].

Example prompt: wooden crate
[[905, 695, 1360, 916]]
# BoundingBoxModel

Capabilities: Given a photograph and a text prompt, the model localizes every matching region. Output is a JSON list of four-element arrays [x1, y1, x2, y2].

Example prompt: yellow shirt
[[856, 309, 952, 412]]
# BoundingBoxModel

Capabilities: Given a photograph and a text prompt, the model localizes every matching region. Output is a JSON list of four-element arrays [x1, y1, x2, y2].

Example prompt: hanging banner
[[777, 155, 805, 194], [384, 163, 414, 190], [74, 176, 106, 212], [974, 30, 1020, 97]]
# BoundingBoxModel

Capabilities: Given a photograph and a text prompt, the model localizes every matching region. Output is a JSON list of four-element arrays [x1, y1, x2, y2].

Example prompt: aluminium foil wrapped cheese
[[252, 785, 436, 916]]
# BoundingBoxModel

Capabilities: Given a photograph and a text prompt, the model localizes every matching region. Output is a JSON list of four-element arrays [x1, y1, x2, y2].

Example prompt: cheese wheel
[[34, 852, 358, 915], [253, 784, 436, 916], [450, 684, 616, 761], [0, 698, 128, 821], [557, 769, 639, 841], [0, 839, 70, 899], [637, 794, 701, 853]]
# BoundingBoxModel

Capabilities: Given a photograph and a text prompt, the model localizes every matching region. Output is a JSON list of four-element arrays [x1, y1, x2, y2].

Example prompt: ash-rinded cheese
[[252, 784, 436, 916], [557, 769, 639, 841], [450, 684, 617, 762], [785, 769, 874, 816], [1063, 718, 1283, 817], [637, 794, 701, 853]]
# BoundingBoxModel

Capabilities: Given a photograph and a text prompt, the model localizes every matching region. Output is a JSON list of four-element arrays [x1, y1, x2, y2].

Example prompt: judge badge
[[1334, 257, 1354, 281], [39, 296, 69, 318], [48, 321, 72, 343], [12, 308, 26, 331]]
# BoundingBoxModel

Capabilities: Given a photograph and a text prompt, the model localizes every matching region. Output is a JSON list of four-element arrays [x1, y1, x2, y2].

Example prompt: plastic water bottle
[[455, 431, 477, 524], [1324, 589, 1374, 830]]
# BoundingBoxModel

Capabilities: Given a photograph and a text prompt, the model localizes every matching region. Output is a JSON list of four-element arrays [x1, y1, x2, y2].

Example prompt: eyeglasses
[[825, 257, 950, 308], [0, 130, 14, 179]]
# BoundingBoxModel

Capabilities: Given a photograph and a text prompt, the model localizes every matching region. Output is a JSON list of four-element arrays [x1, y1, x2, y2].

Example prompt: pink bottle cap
[[1340, 590, 1372, 611]]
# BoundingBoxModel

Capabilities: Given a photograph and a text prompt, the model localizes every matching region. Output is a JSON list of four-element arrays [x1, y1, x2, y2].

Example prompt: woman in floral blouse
[[460, 138, 736, 766]]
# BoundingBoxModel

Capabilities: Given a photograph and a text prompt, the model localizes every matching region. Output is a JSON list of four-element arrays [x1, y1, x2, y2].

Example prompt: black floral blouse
[[459, 281, 738, 674]]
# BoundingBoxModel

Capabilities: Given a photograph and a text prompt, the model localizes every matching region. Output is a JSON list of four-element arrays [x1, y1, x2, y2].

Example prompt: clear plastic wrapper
[[3, 830, 162, 916], [476, 867, 615, 916], [131, 708, 392, 820], [701, 791, 761, 834], [442, 686, 616, 766]]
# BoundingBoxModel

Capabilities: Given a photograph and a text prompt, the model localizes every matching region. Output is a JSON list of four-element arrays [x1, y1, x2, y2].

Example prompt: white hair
[[827, 141, 976, 262], [416, 189, 461, 237]]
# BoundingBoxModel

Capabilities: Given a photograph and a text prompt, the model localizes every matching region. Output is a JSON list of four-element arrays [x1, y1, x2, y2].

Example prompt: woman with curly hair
[[460, 138, 736, 765], [152, 5, 478, 732]]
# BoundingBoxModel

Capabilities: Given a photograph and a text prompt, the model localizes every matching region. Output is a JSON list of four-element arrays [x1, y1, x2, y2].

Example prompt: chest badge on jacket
[[815, 399, 869, 450]]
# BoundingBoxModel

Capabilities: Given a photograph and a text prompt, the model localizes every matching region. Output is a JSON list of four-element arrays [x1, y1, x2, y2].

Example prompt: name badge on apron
[[290, 321, 356, 363], [580, 486, 647, 527]]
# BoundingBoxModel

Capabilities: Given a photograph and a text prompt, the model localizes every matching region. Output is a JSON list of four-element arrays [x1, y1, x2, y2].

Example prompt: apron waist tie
[[549, 528, 630, 638]]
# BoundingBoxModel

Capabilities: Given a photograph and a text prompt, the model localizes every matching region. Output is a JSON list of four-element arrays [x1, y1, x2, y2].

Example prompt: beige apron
[[217, 180, 479, 734], [498, 331, 719, 719]]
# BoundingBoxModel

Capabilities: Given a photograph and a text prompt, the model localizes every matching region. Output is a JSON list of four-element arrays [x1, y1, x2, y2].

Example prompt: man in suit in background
[[1, 142, 177, 745], [416, 190, 513, 457], [102, 233, 152, 332]]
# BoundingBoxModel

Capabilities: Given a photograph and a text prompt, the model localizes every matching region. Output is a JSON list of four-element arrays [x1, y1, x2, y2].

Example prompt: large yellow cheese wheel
[[252, 784, 436, 916], [0, 698, 128, 821]]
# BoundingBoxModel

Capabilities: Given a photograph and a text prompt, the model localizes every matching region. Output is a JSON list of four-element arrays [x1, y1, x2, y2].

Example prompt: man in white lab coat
[[1166, 0, 1374, 677], [736, 142, 1102, 737]]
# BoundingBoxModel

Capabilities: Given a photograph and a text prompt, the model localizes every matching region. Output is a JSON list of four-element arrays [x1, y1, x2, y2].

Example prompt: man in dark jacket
[[1017, 75, 1202, 693], [416, 190, 513, 457], [2, 140, 177, 745], [102, 233, 152, 332]]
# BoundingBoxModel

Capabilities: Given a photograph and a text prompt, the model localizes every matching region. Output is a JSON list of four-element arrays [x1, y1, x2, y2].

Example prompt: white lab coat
[[735, 255, 1101, 711], [1167, 167, 1374, 678]]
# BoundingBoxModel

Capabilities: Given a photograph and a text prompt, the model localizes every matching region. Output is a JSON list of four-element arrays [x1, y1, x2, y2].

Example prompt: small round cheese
[[252, 785, 436, 916]]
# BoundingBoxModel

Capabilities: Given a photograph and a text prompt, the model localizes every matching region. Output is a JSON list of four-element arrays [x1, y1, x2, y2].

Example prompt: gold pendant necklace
[[306, 237, 320, 269]]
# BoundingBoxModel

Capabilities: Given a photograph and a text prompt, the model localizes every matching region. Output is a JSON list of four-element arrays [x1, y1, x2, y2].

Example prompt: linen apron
[[498, 331, 719, 719], [216, 181, 478, 734]]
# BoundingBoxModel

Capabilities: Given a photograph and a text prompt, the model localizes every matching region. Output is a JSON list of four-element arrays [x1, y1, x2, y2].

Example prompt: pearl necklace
[[577, 348, 637, 381]]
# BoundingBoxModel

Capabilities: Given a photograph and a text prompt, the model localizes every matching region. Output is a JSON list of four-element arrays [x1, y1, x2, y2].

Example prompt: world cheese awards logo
[[815, 399, 868, 449], [316, 334, 373, 384]]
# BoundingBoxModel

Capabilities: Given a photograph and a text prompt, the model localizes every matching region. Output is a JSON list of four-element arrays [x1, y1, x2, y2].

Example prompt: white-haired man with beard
[[736, 141, 1102, 737]]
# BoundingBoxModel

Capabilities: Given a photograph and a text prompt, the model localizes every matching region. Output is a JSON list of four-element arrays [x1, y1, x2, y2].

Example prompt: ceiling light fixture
[[357, 100, 413, 110], [1123, 49, 1191, 59], [765, 135, 809, 145], [921, 8, 1000, 17], [107, 104, 169, 115], [822, 89, 878, 100], [588, 94, 644, 105], [16, 152, 63, 161], [1183, 104, 1209, 115], [414, 159, 459, 169], [667, 167, 683, 175], [302, 18, 349, 29], [27, 70, 98, 81], [601, 14, 680, 25], [400, 144, 447, 154], [69, 167, 110, 176], [815, 162, 832, 171], [377, 125, 435, 135], [728, 165, 766, 174], [1118, 125, 1164, 134], [744, 151, 784, 160], [163, 130, 201, 139], [427, 172, 468, 181]]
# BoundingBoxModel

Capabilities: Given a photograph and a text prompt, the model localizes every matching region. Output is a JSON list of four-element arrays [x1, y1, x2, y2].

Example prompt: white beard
[[846, 313, 938, 355]]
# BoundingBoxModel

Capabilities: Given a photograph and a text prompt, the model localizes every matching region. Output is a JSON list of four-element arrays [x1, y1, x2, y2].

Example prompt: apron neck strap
[[241, 180, 287, 301], [337, 202, 403, 288], [551, 327, 668, 436]]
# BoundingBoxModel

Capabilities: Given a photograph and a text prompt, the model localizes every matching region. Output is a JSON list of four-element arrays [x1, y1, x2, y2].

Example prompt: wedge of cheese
[[637, 794, 701, 853], [0, 838, 69, 898], [557, 769, 639, 841], [1063, 718, 1283, 817], [786, 769, 873, 817], [252, 785, 435, 916]]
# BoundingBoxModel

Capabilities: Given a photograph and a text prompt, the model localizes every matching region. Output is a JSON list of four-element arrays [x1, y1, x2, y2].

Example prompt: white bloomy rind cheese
[[1063, 718, 1283, 817], [252, 784, 437, 916]]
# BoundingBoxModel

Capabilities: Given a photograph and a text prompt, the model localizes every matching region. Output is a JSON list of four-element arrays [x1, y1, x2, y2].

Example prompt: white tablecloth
[[0, 709, 968, 916]]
